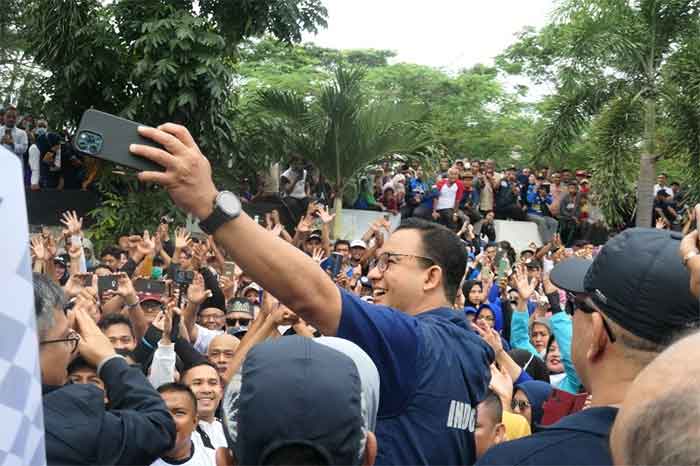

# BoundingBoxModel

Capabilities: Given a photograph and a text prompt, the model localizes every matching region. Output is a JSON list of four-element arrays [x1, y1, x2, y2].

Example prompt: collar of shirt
[[541, 406, 618, 436]]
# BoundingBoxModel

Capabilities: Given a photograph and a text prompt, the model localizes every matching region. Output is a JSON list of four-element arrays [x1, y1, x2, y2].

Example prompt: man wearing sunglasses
[[36, 273, 176, 465], [131, 123, 494, 466], [477, 228, 700, 466]]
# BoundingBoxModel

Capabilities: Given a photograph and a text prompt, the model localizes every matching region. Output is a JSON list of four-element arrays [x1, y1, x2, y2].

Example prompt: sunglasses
[[227, 318, 251, 327], [566, 292, 617, 343], [511, 399, 531, 411]]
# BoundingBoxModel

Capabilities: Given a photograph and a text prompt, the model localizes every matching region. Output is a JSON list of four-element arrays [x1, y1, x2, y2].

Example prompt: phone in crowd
[[77, 273, 94, 287], [223, 261, 236, 278], [497, 257, 510, 280], [98, 275, 119, 294], [329, 252, 344, 278], [541, 389, 589, 426], [133, 278, 167, 295], [170, 312, 181, 341], [73, 109, 165, 172]]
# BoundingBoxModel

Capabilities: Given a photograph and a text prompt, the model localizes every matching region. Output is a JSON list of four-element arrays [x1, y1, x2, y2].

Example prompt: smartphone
[[73, 109, 164, 172], [541, 389, 589, 426], [133, 278, 167, 295], [77, 273, 94, 287], [223, 261, 236, 278], [98, 275, 119, 294], [329, 252, 344, 278]]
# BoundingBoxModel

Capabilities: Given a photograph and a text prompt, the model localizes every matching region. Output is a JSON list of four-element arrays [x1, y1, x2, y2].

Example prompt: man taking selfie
[[130, 123, 494, 466]]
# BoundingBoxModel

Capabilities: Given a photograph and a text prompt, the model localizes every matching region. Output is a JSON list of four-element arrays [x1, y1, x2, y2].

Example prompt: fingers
[[74, 306, 99, 335], [137, 125, 188, 156], [156, 123, 198, 149], [138, 170, 172, 186]]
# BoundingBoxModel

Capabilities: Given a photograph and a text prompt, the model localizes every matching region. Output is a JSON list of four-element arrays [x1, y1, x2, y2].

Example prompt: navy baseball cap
[[550, 228, 700, 344], [233, 336, 365, 466]]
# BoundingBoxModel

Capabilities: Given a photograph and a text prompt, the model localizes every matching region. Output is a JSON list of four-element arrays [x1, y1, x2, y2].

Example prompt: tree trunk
[[332, 194, 343, 239], [635, 97, 657, 228]]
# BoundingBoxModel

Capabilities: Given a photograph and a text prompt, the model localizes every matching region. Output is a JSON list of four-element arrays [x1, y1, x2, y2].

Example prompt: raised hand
[[218, 275, 237, 300], [31, 235, 48, 261], [186, 272, 212, 305], [115, 273, 137, 300], [137, 230, 156, 257], [63, 274, 85, 298], [311, 247, 326, 264], [489, 363, 514, 406], [174, 227, 191, 250], [514, 264, 535, 302], [60, 210, 83, 236], [655, 217, 667, 230], [317, 205, 336, 225], [296, 215, 313, 233]]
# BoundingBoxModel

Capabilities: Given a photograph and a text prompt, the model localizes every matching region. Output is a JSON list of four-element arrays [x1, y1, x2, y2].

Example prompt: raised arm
[[132, 124, 342, 336]]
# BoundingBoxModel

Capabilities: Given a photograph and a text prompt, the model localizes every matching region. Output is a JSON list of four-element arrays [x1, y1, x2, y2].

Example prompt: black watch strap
[[199, 208, 228, 235]]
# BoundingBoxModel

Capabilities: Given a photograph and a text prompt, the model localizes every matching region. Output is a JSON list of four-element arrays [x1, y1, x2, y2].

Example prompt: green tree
[[499, 0, 700, 227], [257, 65, 430, 234], [20, 0, 327, 242]]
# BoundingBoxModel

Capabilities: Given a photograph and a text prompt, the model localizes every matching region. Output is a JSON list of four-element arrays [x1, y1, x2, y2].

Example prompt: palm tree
[[257, 65, 430, 235], [517, 0, 700, 227]]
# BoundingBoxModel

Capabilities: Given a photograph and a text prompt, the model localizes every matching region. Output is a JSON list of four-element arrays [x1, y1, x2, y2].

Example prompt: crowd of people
[[23, 120, 700, 466], [1, 106, 99, 191]]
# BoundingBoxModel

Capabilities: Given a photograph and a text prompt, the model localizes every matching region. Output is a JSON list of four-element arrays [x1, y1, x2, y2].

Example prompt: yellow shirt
[[502, 411, 531, 440]]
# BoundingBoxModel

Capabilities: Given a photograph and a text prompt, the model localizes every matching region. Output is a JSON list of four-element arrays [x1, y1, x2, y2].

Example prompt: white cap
[[350, 240, 367, 249], [242, 282, 262, 295]]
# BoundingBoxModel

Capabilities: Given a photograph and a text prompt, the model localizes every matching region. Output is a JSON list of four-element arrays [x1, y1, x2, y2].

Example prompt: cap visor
[[549, 257, 592, 294]]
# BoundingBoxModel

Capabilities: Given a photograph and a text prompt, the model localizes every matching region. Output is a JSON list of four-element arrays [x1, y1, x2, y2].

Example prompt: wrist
[[125, 293, 139, 307], [194, 188, 220, 221]]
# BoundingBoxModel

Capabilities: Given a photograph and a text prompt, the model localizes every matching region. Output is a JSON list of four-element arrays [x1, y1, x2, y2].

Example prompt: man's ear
[[586, 313, 609, 363], [363, 432, 377, 466], [494, 423, 507, 445], [423, 265, 443, 294]]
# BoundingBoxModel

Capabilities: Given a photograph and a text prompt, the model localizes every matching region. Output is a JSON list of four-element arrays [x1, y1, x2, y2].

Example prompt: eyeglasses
[[511, 399, 531, 411], [375, 252, 435, 273], [476, 315, 495, 322], [227, 318, 251, 327], [566, 292, 617, 343], [41, 330, 79, 354]]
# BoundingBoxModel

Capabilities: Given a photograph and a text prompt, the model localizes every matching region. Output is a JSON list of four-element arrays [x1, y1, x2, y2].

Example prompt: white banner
[[0, 148, 46, 466]]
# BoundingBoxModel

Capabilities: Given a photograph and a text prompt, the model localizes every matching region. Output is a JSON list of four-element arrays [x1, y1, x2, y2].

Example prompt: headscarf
[[514, 380, 553, 429]]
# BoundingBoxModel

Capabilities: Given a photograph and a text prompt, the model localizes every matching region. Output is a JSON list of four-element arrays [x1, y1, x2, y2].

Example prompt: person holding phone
[[130, 123, 493, 466], [0, 106, 28, 160], [680, 204, 700, 299]]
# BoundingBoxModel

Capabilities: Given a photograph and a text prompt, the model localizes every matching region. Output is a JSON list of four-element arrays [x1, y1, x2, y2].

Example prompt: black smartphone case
[[73, 109, 165, 172]]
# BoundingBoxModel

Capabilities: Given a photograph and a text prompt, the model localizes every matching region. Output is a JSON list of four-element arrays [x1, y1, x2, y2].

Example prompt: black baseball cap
[[233, 336, 364, 465], [550, 228, 700, 344]]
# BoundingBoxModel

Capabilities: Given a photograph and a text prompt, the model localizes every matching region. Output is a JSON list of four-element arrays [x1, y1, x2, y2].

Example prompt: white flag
[[0, 147, 46, 466]]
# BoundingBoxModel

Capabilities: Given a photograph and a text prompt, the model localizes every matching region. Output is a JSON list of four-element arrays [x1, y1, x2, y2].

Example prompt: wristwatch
[[198, 191, 242, 235], [683, 249, 700, 266]]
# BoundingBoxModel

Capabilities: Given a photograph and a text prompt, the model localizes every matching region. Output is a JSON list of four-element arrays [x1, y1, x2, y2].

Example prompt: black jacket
[[44, 357, 176, 465]]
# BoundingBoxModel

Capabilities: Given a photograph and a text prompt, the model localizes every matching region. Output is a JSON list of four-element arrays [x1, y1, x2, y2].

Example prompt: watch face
[[218, 191, 241, 216]]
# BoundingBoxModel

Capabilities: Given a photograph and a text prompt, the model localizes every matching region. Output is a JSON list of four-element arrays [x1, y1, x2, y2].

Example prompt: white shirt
[[436, 182, 459, 210], [0, 126, 28, 157], [281, 167, 307, 199], [194, 324, 224, 354], [198, 419, 228, 449], [150, 433, 216, 466], [653, 184, 673, 199]]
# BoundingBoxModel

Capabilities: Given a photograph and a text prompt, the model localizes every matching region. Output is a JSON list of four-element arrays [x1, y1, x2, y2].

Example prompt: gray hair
[[623, 388, 700, 465], [33, 273, 65, 339]]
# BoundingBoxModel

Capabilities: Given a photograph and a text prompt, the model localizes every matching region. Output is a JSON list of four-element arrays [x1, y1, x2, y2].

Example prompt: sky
[[303, 0, 558, 97]]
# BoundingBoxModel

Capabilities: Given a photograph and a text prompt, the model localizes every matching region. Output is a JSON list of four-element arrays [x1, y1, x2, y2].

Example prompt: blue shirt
[[337, 290, 494, 466], [476, 407, 617, 466]]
